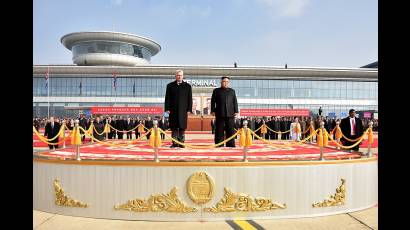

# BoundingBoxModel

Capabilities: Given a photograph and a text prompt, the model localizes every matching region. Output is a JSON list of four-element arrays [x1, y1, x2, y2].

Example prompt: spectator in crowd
[[340, 109, 364, 152], [44, 116, 61, 150], [93, 116, 105, 141]]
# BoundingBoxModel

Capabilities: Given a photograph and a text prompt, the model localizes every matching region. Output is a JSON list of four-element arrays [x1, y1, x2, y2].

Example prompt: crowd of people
[[34, 114, 169, 149]]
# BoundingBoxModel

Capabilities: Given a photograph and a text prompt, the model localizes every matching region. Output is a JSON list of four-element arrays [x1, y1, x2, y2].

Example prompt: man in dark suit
[[211, 76, 239, 147], [116, 116, 125, 140], [44, 116, 61, 150], [164, 70, 193, 148], [126, 117, 134, 139], [268, 116, 275, 140], [158, 116, 167, 140], [79, 114, 88, 141], [145, 116, 154, 140], [340, 109, 364, 152]]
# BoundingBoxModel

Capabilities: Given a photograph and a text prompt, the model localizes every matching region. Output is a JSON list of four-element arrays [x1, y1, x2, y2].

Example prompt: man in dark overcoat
[[164, 70, 193, 148], [211, 76, 239, 147]]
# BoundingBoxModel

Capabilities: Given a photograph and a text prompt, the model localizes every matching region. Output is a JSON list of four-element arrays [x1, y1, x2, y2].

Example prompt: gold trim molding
[[114, 187, 197, 213], [204, 187, 286, 212], [53, 179, 89, 208], [186, 172, 215, 205], [312, 178, 346, 207]]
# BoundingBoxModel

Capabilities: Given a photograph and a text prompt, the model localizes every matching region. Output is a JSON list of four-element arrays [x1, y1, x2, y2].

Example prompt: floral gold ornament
[[186, 172, 215, 205], [312, 178, 346, 207], [53, 179, 88, 208], [204, 187, 286, 212], [114, 187, 197, 213]]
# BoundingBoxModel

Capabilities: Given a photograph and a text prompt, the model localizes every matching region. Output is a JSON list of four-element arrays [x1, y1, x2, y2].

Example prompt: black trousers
[[117, 132, 124, 139], [215, 116, 235, 147], [127, 131, 132, 139], [48, 138, 59, 149], [171, 128, 185, 146], [135, 131, 140, 139]]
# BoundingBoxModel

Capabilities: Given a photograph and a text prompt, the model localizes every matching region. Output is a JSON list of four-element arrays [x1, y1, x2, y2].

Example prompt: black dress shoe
[[179, 144, 185, 148], [170, 144, 177, 148]]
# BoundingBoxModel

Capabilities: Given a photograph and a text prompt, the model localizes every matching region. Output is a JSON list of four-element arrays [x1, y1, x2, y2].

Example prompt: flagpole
[[47, 66, 50, 118]]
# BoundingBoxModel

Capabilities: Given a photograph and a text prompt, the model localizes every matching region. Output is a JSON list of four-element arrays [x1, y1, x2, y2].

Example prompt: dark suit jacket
[[340, 116, 364, 139], [145, 120, 154, 129], [44, 122, 61, 140], [126, 120, 134, 131], [164, 80, 192, 129], [211, 87, 238, 118]]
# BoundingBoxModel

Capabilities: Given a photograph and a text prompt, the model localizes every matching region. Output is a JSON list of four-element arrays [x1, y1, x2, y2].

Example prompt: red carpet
[[34, 138, 375, 161]]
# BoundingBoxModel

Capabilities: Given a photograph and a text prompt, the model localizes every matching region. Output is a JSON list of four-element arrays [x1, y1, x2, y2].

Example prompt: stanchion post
[[319, 121, 324, 161], [278, 131, 282, 140], [335, 121, 340, 150], [367, 121, 373, 157], [75, 119, 81, 161], [243, 120, 248, 162], [62, 120, 66, 148], [105, 119, 109, 140], [153, 120, 159, 162]]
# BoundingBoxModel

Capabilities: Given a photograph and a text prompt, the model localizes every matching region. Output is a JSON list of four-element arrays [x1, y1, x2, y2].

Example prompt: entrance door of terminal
[[188, 88, 214, 131]]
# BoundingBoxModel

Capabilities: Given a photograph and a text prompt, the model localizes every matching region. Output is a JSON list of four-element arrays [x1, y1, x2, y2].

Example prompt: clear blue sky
[[33, 0, 377, 68]]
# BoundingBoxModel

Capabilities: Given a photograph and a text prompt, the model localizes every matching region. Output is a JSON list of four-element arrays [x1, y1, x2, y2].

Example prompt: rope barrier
[[78, 127, 153, 148], [158, 128, 240, 149], [337, 126, 369, 142]]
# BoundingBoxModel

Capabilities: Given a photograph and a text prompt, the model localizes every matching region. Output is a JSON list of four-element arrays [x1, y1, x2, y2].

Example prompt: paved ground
[[34, 206, 377, 230]]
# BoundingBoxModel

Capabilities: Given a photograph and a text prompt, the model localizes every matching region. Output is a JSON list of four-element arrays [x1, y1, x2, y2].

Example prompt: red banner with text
[[91, 107, 164, 115], [240, 109, 310, 116]]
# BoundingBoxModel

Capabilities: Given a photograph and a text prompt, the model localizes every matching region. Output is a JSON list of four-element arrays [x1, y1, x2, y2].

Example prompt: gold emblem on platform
[[186, 172, 215, 205], [312, 178, 346, 207], [204, 187, 286, 212], [53, 179, 88, 208], [114, 187, 197, 213]]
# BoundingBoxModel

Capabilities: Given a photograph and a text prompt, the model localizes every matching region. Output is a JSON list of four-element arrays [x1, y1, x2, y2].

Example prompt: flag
[[112, 71, 117, 90], [45, 68, 49, 89], [79, 81, 82, 95], [133, 81, 135, 95]]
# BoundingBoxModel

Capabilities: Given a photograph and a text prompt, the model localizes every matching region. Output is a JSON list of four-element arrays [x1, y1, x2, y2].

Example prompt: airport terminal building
[[33, 31, 378, 118]]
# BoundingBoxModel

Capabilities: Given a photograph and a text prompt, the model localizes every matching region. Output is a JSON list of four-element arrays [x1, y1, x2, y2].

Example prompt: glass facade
[[72, 41, 152, 61], [33, 75, 378, 118]]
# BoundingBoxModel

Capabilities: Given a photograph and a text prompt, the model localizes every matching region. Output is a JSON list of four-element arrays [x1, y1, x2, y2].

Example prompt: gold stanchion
[[367, 121, 373, 157], [153, 120, 159, 162], [243, 120, 249, 162], [74, 120, 81, 161], [319, 121, 325, 161]]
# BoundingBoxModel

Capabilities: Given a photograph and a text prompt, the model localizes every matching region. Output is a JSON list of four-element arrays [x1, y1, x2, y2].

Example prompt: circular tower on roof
[[61, 31, 161, 66]]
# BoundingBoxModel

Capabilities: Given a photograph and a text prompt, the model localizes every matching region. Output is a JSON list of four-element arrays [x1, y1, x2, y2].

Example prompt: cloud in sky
[[257, 0, 310, 17]]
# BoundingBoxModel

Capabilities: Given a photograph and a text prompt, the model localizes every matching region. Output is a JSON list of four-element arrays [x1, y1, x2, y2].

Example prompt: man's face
[[50, 117, 54, 123], [175, 71, 183, 82], [221, 78, 230, 88], [349, 111, 356, 118]]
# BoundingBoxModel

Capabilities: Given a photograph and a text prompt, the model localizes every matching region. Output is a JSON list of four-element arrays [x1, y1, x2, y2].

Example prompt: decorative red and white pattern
[[34, 139, 372, 161]]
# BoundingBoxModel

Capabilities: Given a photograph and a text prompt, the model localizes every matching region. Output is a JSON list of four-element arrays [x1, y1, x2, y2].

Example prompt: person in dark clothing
[[79, 114, 88, 141], [340, 109, 364, 152], [268, 116, 275, 140], [158, 116, 167, 140], [273, 117, 280, 140], [44, 116, 61, 149], [116, 116, 125, 140], [164, 70, 193, 148], [145, 116, 154, 140], [126, 117, 134, 139], [93, 116, 105, 141], [279, 117, 287, 140], [211, 76, 239, 147]]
